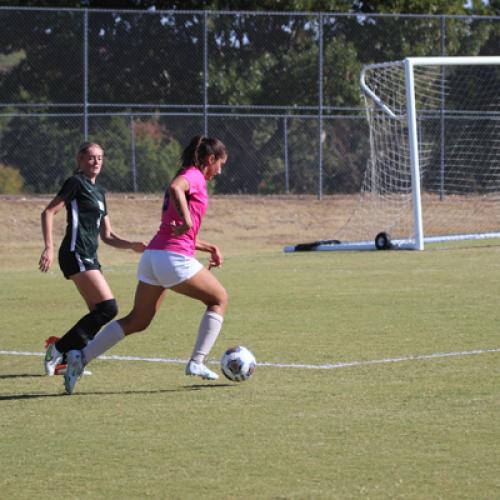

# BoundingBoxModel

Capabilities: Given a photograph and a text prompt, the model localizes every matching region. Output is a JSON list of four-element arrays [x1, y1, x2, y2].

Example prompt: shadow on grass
[[0, 373, 45, 379], [0, 393, 65, 401], [0, 383, 234, 401]]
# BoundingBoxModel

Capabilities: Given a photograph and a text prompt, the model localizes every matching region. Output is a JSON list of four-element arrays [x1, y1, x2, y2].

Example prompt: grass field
[[1, 195, 500, 499]]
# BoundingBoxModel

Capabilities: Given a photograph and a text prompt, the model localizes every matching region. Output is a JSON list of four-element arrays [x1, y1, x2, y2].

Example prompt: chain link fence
[[0, 6, 499, 195]]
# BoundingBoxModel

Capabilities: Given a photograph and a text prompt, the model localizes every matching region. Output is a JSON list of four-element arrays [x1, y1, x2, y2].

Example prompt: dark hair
[[74, 142, 103, 174], [180, 135, 227, 169]]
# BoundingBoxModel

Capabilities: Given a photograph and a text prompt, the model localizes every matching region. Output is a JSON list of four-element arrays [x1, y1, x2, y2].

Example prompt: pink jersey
[[147, 167, 208, 256]]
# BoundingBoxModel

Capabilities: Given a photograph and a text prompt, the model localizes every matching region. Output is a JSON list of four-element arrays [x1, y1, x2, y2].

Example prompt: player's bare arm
[[169, 176, 193, 235], [99, 216, 146, 252], [39, 195, 66, 272], [196, 239, 223, 269]]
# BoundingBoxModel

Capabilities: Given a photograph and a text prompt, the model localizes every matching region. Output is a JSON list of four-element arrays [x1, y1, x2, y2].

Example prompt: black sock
[[55, 299, 118, 353]]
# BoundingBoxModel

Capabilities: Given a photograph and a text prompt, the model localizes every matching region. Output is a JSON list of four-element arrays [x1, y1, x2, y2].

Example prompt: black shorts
[[58, 246, 101, 279]]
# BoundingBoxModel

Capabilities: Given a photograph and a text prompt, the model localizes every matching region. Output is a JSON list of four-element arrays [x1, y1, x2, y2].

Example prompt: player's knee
[[212, 287, 228, 314], [95, 299, 118, 323], [130, 317, 152, 333], [70, 299, 119, 346], [219, 288, 228, 309], [121, 310, 153, 334]]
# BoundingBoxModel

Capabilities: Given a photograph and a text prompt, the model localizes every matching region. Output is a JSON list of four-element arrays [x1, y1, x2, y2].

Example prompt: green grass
[[1, 244, 500, 499]]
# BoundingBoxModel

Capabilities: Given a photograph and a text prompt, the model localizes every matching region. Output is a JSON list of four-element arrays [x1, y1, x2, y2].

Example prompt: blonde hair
[[74, 142, 103, 174]]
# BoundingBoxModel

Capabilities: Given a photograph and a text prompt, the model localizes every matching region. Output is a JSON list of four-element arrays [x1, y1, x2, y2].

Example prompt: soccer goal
[[285, 56, 500, 252]]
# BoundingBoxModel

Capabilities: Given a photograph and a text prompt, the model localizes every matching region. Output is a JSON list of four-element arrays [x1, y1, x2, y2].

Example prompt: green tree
[[0, 163, 24, 193], [132, 118, 182, 192], [88, 115, 181, 192], [0, 2, 498, 194], [1, 115, 80, 193]]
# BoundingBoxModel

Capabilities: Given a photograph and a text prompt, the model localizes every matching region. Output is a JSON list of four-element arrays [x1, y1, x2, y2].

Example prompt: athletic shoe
[[44, 336, 63, 376], [64, 350, 84, 395], [54, 363, 68, 376], [54, 364, 92, 376], [185, 360, 219, 380]]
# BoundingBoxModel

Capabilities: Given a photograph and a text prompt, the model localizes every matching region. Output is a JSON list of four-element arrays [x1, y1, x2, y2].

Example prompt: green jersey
[[58, 173, 107, 260]]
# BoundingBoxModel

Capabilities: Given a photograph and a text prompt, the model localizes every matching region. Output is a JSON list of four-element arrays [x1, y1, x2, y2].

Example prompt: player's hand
[[130, 241, 147, 253], [208, 246, 223, 270], [170, 220, 192, 236], [39, 247, 53, 272]]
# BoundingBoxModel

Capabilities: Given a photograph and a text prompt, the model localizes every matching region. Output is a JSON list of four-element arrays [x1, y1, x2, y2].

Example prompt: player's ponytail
[[180, 135, 204, 168], [180, 135, 227, 170]]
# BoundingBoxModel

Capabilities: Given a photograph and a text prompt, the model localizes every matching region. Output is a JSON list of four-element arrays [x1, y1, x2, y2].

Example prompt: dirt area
[[3, 192, 498, 269], [0, 194, 353, 266]]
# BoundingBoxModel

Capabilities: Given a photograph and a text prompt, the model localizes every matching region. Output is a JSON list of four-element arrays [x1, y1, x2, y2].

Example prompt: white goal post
[[285, 56, 500, 252]]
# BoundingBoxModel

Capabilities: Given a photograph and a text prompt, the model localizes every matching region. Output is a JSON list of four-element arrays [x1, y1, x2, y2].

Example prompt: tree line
[[0, 1, 498, 194]]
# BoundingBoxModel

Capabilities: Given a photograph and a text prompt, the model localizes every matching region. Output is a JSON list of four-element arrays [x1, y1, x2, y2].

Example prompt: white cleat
[[64, 350, 84, 394], [44, 341, 63, 376], [185, 360, 219, 381]]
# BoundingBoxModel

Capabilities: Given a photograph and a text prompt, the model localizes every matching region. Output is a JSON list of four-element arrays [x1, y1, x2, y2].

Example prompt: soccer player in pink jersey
[[63, 136, 228, 394]]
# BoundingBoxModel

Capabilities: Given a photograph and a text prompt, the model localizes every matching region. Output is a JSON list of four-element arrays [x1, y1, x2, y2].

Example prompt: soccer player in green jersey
[[39, 142, 146, 376]]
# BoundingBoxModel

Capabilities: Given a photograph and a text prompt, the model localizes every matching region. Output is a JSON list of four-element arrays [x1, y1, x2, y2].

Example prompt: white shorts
[[137, 250, 204, 288]]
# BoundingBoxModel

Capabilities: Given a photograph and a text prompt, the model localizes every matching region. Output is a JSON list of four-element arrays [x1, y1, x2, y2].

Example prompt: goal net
[[330, 56, 500, 251]]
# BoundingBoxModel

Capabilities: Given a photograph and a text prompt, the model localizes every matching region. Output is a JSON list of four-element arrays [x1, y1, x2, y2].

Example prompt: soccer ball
[[220, 346, 256, 382]]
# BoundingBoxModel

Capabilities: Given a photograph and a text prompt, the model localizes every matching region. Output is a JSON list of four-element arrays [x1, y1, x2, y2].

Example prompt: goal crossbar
[[360, 57, 500, 120]]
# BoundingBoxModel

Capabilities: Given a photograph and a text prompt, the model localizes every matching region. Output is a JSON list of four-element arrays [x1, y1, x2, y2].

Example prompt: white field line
[[1, 347, 499, 370]]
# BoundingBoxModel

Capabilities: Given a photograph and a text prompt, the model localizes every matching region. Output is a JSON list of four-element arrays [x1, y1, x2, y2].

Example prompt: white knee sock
[[190, 311, 224, 364], [83, 320, 125, 365]]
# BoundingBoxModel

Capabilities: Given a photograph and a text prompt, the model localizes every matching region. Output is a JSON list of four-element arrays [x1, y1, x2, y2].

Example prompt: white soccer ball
[[220, 346, 256, 382]]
